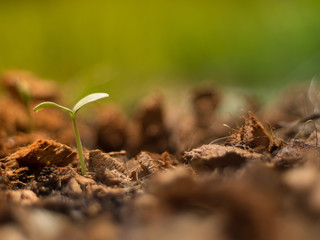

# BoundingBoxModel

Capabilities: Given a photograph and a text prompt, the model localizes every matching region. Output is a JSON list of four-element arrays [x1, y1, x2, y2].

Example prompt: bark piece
[[129, 151, 179, 181], [2, 139, 76, 168], [88, 150, 128, 186], [183, 144, 262, 172], [0, 132, 49, 159], [228, 112, 281, 153]]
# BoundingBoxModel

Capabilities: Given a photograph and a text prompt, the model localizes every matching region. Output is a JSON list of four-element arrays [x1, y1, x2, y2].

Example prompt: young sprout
[[16, 80, 33, 132], [33, 93, 109, 175]]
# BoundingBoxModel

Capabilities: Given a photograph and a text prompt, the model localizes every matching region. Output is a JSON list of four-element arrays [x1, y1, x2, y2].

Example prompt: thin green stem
[[26, 104, 34, 133], [71, 115, 86, 175]]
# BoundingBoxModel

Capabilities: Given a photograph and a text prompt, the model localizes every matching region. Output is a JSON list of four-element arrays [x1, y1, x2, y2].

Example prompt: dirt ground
[[0, 70, 320, 240]]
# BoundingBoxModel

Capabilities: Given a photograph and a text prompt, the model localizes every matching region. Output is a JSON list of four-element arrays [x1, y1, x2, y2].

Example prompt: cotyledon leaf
[[33, 102, 73, 115], [72, 93, 109, 114]]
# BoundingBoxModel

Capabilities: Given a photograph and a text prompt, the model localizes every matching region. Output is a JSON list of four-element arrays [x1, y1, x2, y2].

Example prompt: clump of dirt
[[2, 70, 320, 239]]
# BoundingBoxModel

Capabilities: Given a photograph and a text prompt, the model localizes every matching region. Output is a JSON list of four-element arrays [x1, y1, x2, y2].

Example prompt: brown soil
[[1, 70, 320, 240]]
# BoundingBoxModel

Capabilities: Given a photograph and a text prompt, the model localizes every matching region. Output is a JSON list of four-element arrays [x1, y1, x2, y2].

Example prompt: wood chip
[[1, 139, 76, 168], [129, 151, 179, 180], [88, 150, 128, 186], [183, 144, 262, 172]]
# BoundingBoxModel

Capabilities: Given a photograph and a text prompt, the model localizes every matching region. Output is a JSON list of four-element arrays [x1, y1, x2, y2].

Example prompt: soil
[[0, 70, 320, 240]]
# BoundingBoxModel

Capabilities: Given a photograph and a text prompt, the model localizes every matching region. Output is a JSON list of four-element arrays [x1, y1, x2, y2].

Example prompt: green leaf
[[72, 93, 109, 114], [33, 102, 73, 115]]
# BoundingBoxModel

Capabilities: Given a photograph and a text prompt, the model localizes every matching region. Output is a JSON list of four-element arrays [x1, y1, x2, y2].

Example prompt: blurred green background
[[1, 0, 320, 106]]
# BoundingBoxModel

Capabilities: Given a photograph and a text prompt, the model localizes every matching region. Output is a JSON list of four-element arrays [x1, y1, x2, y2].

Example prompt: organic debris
[[0, 71, 320, 239], [2, 139, 76, 168], [129, 151, 179, 181], [88, 150, 128, 186], [183, 144, 262, 172], [227, 112, 282, 152]]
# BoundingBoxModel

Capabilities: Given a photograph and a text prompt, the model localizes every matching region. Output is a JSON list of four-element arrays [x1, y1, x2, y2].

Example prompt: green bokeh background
[[1, 0, 320, 106]]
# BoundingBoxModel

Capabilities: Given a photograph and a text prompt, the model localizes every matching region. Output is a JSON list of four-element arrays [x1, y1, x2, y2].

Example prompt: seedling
[[33, 93, 109, 175], [15, 79, 33, 132]]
